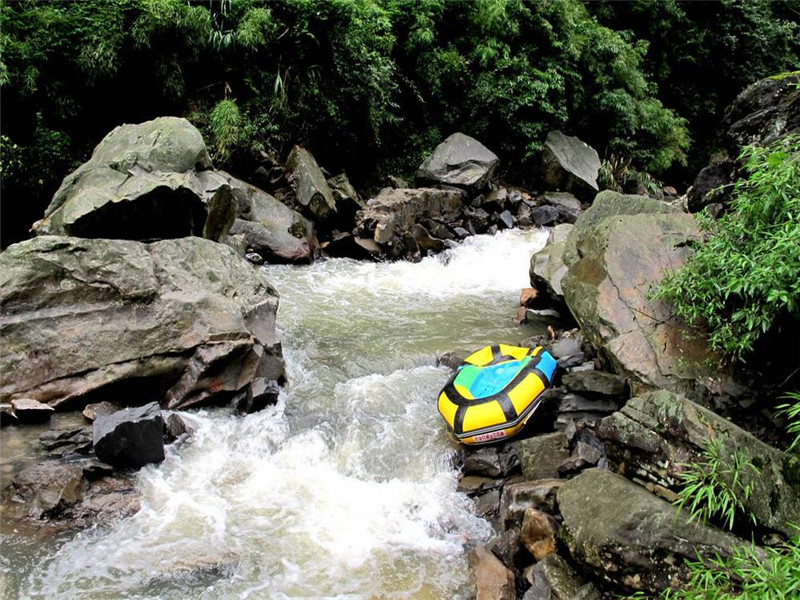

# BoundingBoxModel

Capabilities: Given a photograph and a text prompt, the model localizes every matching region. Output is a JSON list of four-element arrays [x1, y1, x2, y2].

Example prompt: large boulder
[[355, 187, 466, 258], [560, 192, 712, 396], [0, 236, 285, 410], [723, 72, 800, 149], [557, 468, 753, 594], [222, 171, 318, 263], [286, 145, 337, 221], [416, 132, 499, 190], [598, 390, 800, 537], [93, 402, 165, 468], [32, 117, 234, 241], [539, 131, 601, 202], [529, 224, 572, 304]]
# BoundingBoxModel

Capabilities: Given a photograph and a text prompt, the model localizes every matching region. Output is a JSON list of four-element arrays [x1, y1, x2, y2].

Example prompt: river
[[1, 228, 549, 599]]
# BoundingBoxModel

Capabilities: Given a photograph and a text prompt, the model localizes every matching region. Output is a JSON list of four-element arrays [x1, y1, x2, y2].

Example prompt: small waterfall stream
[[2, 228, 550, 599]]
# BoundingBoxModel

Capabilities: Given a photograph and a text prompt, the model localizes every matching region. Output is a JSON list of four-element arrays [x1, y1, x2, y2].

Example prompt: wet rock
[[0, 403, 16, 426], [520, 508, 559, 560], [556, 441, 604, 477], [555, 393, 620, 416], [0, 236, 285, 411], [598, 390, 800, 537], [244, 251, 264, 264], [498, 210, 515, 229], [31, 117, 233, 242], [546, 337, 583, 362], [82, 401, 121, 422], [234, 377, 280, 414], [93, 402, 165, 468], [464, 446, 519, 478], [562, 371, 626, 398], [6, 462, 85, 519], [286, 145, 337, 221], [464, 207, 491, 232], [416, 132, 499, 190], [488, 528, 524, 572], [687, 159, 734, 214], [81, 459, 115, 481], [522, 554, 596, 600], [224, 170, 318, 263], [163, 412, 194, 442], [356, 187, 465, 254], [561, 192, 713, 397], [539, 131, 601, 202], [530, 205, 561, 227], [458, 475, 505, 496], [10, 398, 54, 423], [500, 479, 564, 530], [558, 468, 757, 594], [542, 192, 582, 223], [75, 475, 141, 522], [530, 225, 572, 304], [411, 223, 444, 253], [469, 546, 516, 600], [474, 489, 501, 520], [40, 427, 93, 457], [512, 432, 570, 480]]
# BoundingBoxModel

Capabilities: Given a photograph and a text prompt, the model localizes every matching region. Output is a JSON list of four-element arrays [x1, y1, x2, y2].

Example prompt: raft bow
[[437, 344, 557, 445]]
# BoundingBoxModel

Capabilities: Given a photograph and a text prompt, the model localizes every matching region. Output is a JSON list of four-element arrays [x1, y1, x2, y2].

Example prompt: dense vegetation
[[655, 136, 800, 360], [2, 0, 798, 246]]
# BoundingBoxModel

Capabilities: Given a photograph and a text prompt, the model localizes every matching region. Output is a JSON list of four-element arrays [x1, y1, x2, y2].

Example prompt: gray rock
[[531, 205, 561, 227], [557, 441, 604, 476], [687, 159, 734, 214], [417, 132, 499, 190], [562, 371, 627, 397], [542, 192, 582, 223], [724, 72, 800, 148], [530, 226, 572, 304], [40, 427, 93, 457], [498, 210, 515, 229], [598, 390, 800, 537], [356, 187, 465, 252], [411, 223, 445, 253], [32, 117, 233, 242], [10, 398, 54, 423], [562, 190, 680, 268], [164, 412, 194, 442], [512, 432, 570, 480], [0, 236, 285, 410], [93, 402, 165, 468], [500, 479, 564, 530], [5, 462, 85, 519], [464, 446, 519, 478], [522, 554, 592, 600], [234, 377, 280, 414], [224, 170, 318, 263], [81, 459, 115, 480], [558, 468, 758, 593], [561, 192, 714, 397], [539, 131, 601, 201], [286, 145, 336, 220], [474, 489, 501, 520], [328, 172, 366, 212]]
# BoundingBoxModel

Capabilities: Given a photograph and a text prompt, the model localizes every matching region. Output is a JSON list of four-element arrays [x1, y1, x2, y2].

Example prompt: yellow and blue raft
[[437, 344, 557, 445]]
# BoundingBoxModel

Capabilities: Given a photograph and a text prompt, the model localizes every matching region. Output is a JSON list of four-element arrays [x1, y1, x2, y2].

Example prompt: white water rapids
[[2, 228, 550, 599]]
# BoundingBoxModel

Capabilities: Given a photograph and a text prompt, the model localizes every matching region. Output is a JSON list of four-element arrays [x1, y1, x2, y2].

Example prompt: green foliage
[[627, 535, 800, 600], [209, 98, 241, 162], [2, 0, 798, 246], [776, 391, 800, 453], [674, 436, 759, 531], [655, 136, 800, 358]]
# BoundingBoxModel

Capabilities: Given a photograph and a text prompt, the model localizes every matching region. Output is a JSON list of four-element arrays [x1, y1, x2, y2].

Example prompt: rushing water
[[1, 228, 549, 599]]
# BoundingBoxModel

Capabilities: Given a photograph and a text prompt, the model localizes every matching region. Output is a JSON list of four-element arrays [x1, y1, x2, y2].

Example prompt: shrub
[[655, 135, 800, 358]]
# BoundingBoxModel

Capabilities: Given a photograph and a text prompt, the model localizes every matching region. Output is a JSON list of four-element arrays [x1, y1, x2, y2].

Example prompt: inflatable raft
[[437, 344, 557, 445]]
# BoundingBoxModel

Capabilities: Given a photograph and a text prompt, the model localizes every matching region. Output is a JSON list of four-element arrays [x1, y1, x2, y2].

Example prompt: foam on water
[[12, 229, 549, 599]]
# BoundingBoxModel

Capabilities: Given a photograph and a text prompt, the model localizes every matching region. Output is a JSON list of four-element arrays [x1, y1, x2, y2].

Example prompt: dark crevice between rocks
[[67, 186, 207, 241]]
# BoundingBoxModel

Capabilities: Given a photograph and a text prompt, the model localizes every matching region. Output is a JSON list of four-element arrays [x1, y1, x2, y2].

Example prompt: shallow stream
[[1, 228, 549, 599]]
